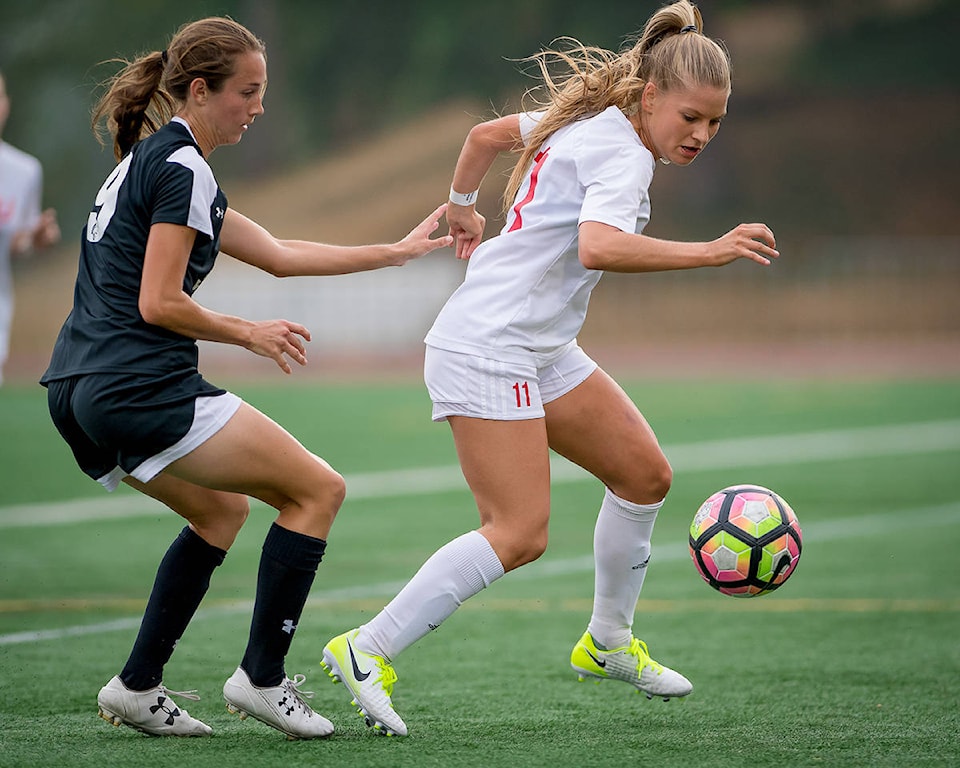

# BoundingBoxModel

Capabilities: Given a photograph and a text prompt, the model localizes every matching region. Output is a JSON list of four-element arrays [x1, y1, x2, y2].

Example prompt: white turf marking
[[1, 419, 958, 646], [2, 501, 958, 647], [2, 418, 959, 530]]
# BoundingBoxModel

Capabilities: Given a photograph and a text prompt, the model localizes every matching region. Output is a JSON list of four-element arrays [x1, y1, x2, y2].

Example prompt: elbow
[[138, 293, 181, 328], [578, 223, 625, 271], [138, 295, 169, 327], [578, 239, 607, 271], [264, 263, 290, 278]]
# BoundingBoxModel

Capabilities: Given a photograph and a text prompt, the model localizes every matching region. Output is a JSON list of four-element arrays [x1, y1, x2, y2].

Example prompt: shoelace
[[628, 638, 665, 675], [157, 685, 201, 702], [373, 659, 399, 697], [282, 675, 315, 713]]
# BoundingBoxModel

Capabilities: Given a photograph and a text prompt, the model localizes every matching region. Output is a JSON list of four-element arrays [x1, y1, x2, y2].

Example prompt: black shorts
[[45, 370, 234, 490]]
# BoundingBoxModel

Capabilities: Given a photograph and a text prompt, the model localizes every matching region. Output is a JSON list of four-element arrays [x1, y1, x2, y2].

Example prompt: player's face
[[207, 51, 267, 148], [642, 82, 728, 166]]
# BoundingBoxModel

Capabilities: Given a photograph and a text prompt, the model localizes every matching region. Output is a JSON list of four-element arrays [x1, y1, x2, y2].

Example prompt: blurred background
[[1, 0, 958, 383]]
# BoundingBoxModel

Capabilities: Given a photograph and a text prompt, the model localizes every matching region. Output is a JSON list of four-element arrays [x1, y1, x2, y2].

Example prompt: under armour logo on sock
[[282, 619, 297, 634]]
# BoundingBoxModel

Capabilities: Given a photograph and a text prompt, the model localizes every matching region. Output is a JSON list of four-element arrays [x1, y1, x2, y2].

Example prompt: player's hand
[[396, 204, 455, 264], [33, 208, 61, 249], [247, 319, 311, 374], [708, 223, 779, 266], [446, 203, 485, 260]]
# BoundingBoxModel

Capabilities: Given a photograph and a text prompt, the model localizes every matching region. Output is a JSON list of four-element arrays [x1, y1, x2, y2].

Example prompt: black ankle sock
[[120, 526, 226, 691], [240, 523, 326, 687]]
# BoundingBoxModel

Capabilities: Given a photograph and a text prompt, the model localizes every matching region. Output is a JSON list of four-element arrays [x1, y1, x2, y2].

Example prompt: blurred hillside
[[3, 0, 959, 382]]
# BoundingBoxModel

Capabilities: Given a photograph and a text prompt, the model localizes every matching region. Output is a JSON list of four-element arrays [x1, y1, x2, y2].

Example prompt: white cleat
[[570, 631, 693, 700], [321, 629, 407, 736], [97, 675, 212, 736], [223, 666, 334, 740]]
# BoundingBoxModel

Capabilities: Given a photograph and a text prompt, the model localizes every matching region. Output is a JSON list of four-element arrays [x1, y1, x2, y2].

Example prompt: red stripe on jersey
[[508, 148, 550, 232]]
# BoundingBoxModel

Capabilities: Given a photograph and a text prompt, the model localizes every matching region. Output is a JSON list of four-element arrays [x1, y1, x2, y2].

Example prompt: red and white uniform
[[0, 140, 43, 380]]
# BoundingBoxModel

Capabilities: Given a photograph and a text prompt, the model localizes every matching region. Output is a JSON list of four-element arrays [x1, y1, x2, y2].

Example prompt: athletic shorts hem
[[430, 401, 545, 422], [128, 392, 242, 484]]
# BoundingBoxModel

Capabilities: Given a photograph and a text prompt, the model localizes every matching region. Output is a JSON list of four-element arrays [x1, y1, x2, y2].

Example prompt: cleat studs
[[577, 675, 586, 682], [645, 693, 653, 699]]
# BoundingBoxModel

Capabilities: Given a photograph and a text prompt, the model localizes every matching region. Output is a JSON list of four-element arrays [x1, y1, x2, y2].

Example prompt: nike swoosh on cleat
[[347, 640, 372, 681], [584, 648, 606, 668]]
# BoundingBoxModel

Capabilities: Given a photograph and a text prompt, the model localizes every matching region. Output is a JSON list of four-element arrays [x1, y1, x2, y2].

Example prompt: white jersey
[[0, 141, 43, 375], [426, 105, 656, 366]]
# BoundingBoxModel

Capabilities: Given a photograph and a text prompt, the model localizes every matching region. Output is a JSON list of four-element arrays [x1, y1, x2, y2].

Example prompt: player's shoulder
[[569, 107, 646, 161], [582, 106, 642, 142], [136, 121, 203, 164], [0, 141, 42, 176], [135, 121, 215, 183]]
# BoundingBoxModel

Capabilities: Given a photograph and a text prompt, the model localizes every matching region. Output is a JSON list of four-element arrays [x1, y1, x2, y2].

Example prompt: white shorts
[[425, 343, 598, 422]]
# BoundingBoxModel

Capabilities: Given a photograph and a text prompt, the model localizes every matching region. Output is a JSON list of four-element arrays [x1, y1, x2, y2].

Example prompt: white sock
[[356, 530, 505, 660], [587, 487, 663, 650]]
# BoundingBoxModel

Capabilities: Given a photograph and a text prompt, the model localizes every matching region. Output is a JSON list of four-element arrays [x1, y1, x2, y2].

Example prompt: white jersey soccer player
[[0, 140, 43, 383]]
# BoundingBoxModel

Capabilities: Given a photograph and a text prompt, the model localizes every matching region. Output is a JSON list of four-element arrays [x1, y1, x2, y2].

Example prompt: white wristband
[[449, 186, 479, 206]]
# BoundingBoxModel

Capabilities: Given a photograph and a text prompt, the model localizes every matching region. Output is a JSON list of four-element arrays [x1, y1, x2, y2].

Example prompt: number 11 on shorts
[[512, 381, 531, 408]]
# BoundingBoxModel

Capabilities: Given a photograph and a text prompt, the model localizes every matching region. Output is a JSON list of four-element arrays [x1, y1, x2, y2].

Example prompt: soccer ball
[[688, 485, 802, 597]]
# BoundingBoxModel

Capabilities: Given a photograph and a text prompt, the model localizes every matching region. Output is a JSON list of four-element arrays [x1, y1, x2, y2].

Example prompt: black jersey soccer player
[[39, 17, 452, 739]]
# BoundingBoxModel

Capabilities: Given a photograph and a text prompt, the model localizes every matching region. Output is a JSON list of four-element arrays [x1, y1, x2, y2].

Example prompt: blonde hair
[[503, 0, 730, 214], [91, 17, 265, 160]]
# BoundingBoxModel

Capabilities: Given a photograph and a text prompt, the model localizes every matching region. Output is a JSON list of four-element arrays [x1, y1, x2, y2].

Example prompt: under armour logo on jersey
[[631, 556, 651, 570], [282, 619, 297, 635], [215, 206, 224, 219]]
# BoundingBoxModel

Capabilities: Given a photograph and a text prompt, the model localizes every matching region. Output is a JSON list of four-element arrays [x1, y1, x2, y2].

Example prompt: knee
[[303, 462, 347, 529], [646, 458, 673, 502], [225, 495, 252, 530], [497, 527, 549, 572], [319, 466, 347, 516], [193, 495, 250, 549], [612, 456, 673, 506]]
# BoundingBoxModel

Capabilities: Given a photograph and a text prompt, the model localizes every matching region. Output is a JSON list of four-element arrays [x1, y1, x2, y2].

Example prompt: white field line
[[1, 418, 958, 646], [1, 501, 958, 647], [2, 419, 959, 529]]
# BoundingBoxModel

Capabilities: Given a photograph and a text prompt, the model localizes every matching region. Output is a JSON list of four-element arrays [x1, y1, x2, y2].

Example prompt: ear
[[640, 81, 659, 114], [188, 77, 208, 104]]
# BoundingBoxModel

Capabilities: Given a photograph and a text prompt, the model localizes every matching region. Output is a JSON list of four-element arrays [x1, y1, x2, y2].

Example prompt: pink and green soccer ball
[[688, 485, 802, 597]]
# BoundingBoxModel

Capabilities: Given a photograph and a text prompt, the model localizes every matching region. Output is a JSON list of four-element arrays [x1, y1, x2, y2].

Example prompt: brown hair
[[91, 17, 265, 160], [503, 0, 729, 214]]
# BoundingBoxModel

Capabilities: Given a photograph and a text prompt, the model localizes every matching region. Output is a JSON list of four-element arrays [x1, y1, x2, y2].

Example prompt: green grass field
[[1, 375, 958, 767]]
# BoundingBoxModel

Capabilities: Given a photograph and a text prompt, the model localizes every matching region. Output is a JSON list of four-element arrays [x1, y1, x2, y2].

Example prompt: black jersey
[[41, 119, 228, 384]]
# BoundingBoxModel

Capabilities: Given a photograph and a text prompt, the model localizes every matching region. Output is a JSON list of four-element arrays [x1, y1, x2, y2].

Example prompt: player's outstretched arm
[[140, 222, 311, 373], [578, 220, 779, 273], [219, 205, 453, 277]]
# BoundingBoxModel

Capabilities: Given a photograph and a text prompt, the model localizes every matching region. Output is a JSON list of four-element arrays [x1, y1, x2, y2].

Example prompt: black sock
[[120, 526, 226, 690], [240, 522, 326, 687]]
